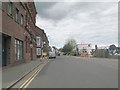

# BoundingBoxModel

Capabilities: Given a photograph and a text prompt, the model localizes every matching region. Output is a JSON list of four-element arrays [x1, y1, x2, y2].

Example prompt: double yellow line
[[18, 63, 46, 90]]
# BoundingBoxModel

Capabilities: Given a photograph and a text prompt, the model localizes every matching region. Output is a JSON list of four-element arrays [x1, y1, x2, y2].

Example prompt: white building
[[36, 36, 42, 56], [77, 43, 92, 56]]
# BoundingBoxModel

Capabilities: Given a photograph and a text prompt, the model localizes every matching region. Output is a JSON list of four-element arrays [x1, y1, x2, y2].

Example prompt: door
[[2, 36, 6, 66], [31, 48, 33, 60]]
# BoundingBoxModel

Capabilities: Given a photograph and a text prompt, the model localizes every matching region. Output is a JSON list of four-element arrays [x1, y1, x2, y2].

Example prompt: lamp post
[[42, 41, 46, 59], [30, 43, 33, 48]]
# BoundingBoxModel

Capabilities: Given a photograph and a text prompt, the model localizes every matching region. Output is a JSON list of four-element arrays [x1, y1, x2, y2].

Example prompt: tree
[[109, 44, 116, 55], [59, 48, 63, 51], [67, 39, 76, 49], [62, 39, 76, 55], [109, 44, 116, 51], [116, 47, 120, 54]]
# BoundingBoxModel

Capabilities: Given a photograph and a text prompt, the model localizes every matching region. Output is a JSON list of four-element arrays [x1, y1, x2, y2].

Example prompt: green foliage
[[94, 49, 110, 58], [62, 43, 73, 55], [62, 39, 76, 55], [110, 55, 120, 59], [109, 44, 116, 50]]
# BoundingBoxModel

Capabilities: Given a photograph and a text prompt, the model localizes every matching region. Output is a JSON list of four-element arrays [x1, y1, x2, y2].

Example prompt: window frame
[[20, 14, 24, 25], [15, 39, 23, 61], [8, 2, 13, 16], [15, 8, 19, 23]]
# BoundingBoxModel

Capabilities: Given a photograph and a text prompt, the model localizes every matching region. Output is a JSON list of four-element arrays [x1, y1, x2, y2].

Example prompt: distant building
[[52, 46, 60, 56], [35, 26, 49, 58], [76, 43, 92, 57]]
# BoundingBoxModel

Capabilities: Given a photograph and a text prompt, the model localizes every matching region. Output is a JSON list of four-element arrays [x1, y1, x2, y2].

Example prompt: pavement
[[2, 57, 49, 89], [27, 56, 118, 88]]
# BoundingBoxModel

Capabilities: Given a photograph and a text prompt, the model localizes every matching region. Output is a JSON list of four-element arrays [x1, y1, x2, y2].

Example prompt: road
[[25, 56, 118, 88]]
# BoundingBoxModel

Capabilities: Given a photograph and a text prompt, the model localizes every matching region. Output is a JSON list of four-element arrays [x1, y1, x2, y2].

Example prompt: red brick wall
[[2, 2, 37, 66]]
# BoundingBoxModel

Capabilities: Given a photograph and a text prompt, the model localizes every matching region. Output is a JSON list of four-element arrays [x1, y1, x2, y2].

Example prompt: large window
[[20, 14, 24, 25], [15, 39, 23, 60], [8, 2, 13, 16], [16, 8, 19, 23]]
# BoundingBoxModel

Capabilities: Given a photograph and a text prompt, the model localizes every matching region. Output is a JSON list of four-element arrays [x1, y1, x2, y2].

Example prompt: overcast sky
[[35, 1, 118, 49]]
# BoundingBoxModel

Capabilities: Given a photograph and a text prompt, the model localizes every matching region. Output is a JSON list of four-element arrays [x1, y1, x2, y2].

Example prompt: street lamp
[[30, 43, 33, 48], [43, 41, 46, 45], [41, 41, 46, 59]]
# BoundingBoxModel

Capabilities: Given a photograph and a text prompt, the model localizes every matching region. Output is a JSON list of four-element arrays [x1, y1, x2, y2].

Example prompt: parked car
[[58, 52, 60, 56], [56, 51, 60, 56], [48, 46, 56, 59]]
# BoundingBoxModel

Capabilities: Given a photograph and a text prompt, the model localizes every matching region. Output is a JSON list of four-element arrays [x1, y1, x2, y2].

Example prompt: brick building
[[2, 2, 37, 67], [35, 26, 49, 58]]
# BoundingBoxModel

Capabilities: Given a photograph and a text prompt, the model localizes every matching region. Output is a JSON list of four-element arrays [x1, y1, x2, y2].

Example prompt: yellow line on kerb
[[18, 63, 46, 90], [22, 69, 41, 90], [18, 68, 40, 90]]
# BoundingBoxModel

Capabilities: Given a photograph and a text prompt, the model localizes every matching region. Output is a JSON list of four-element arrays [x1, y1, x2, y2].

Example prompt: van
[[48, 47, 56, 59]]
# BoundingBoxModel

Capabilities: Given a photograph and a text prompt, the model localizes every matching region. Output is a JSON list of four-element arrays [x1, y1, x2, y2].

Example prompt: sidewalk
[[2, 58, 48, 88]]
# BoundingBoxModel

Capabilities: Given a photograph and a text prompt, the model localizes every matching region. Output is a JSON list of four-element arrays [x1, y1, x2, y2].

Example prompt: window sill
[[7, 13, 13, 19]]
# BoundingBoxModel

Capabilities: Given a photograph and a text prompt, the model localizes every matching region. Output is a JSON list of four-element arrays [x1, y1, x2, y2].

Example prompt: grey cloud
[[35, 2, 57, 19], [36, 2, 118, 48], [35, 2, 117, 21]]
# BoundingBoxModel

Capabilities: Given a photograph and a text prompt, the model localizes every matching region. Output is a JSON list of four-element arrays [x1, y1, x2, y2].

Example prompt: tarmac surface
[[26, 56, 118, 88]]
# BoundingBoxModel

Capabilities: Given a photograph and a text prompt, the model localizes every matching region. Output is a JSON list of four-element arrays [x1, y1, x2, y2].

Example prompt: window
[[26, 15, 27, 25], [25, 15, 29, 29], [8, 2, 13, 16], [0, 1, 2, 10], [20, 14, 24, 25], [16, 8, 19, 23], [15, 39, 23, 60]]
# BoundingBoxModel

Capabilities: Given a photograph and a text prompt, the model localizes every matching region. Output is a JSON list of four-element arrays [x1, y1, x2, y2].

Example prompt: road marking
[[18, 68, 40, 90], [22, 69, 41, 90], [18, 62, 47, 90]]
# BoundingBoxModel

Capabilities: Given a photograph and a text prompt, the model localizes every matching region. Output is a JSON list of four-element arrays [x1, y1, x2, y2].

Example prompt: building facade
[[35, 26, 49, 58], [2, 2, 37, 67], [77, 44, 92, 57]]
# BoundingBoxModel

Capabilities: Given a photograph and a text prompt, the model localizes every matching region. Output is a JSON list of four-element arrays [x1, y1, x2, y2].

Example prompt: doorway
[[2, 34, 11, 67]]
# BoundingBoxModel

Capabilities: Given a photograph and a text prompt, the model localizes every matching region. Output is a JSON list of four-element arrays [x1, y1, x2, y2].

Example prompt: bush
[[94, 49, 110, 58]]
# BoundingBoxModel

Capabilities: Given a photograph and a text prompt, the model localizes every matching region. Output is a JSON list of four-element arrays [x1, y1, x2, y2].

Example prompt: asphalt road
[[27, 56, 118, 88]]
